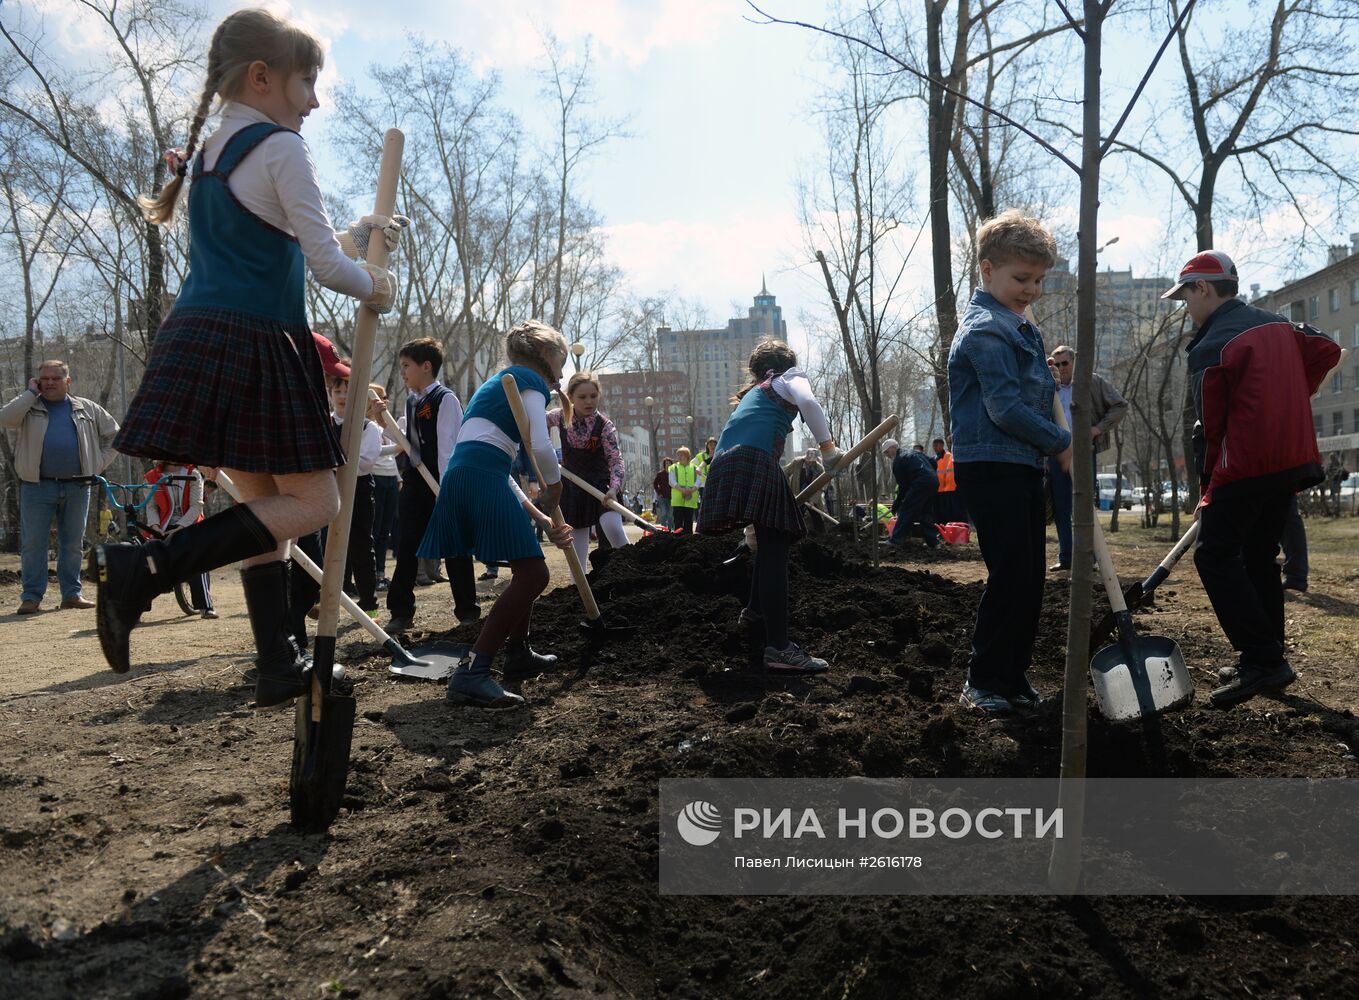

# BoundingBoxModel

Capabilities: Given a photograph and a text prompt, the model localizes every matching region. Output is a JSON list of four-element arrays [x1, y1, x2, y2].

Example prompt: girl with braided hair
[[547, 371, 631, 568], [93, 8, 409, 709], [698, 339, 843, 675], [418, 322, 575, 710]]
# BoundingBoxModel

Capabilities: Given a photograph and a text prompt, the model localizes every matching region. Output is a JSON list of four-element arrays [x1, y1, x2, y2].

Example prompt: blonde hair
[[676, 446, 692, 460], [368, 382, 386, 400], [977, 209, 1057, 268], [505, 320, 571, 414], [565, 371, 601, 397], [139, 9, 324, 225]]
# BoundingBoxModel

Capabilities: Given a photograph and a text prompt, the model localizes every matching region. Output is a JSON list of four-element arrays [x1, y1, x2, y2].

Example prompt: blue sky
[[32, 0, 1357, 358]]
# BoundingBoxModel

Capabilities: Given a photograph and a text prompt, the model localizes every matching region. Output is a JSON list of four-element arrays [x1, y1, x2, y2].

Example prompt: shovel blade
[[1090, 633, 1194, 722], [289, 688, 356, 833], [388, 640, 470, 681]]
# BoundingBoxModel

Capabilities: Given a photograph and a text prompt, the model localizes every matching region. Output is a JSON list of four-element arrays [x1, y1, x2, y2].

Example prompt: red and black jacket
[[1187, 298, 1340, 505]]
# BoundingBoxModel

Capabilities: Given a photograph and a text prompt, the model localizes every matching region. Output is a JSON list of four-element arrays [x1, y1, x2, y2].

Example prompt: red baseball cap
[[312, 331, 351, 379], [1161, 250, 1239, 300]]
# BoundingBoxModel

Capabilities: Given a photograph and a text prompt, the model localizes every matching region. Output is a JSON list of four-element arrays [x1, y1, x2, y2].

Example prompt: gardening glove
[[820, 444, 846, 475], [359, 262, 397, 314], [337, 214, 410, 260]]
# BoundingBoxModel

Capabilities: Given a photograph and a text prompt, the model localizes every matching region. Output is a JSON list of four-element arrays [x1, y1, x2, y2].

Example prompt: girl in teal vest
[[419, 322, 574, 709], [93, 9, 405, 709], [699, 340, 843, 675]]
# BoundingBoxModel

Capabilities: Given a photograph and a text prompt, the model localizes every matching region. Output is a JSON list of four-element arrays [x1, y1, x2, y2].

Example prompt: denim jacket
[[947, 289, 1070, 468]]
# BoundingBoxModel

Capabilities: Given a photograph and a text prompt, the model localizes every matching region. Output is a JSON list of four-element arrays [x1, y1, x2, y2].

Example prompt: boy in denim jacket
[[947, 210, 1072, 714]]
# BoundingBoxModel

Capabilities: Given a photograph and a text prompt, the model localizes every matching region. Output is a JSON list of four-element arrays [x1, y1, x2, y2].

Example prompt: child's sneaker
[[763, 643, 828, 675], [959, 683, 1016, 714]]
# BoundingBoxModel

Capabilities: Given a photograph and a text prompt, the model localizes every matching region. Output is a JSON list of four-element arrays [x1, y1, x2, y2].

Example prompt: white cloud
[[280, 0, 728, 66]]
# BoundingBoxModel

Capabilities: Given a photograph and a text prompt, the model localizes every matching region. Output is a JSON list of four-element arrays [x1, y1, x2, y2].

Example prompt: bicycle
[[91, 474, 200, 617]]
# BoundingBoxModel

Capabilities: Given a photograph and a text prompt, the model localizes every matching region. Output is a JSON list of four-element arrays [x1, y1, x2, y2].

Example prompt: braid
[[137, 33, 221, 226]]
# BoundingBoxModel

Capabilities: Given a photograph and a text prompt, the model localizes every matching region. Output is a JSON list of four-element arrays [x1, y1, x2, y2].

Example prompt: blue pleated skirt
[[417, 441, 543, 562]]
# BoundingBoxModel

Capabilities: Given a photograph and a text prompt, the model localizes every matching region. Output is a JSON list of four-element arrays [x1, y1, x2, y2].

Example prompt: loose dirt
[[2, 524, 1357, 998]]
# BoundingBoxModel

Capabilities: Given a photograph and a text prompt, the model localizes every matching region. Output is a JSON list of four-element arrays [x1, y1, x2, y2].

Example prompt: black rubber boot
[[502, 640, 558, 681], [93, 505, 275, 673], [447, 654, 525, 710], [240, 561, 309, 710]]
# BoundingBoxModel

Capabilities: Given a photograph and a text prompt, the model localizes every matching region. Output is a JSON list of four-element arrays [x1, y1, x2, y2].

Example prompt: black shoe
[[388, 616, 413, 634], [94, 506, 275, 673], [446, 657, 525, 710], [455, 607, 481, 626], [1210, 661, 1297, 708], [503, 641, 557, 680], [1283, 579, 1308, 593], [240, 561, 308, 710]]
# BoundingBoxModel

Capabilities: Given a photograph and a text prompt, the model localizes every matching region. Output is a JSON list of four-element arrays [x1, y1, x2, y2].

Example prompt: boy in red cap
[[1163, 250, 1340, 707]]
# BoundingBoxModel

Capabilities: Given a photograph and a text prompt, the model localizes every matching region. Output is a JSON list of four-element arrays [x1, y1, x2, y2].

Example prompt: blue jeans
[[1048, 457, 1073, 567], [20, 480, 90, 602]]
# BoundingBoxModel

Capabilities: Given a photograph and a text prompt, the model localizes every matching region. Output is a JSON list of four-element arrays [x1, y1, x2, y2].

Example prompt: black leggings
[[472, 558, 550, 655], [673, 506, 695, 533], [748, 524, 792, 649]]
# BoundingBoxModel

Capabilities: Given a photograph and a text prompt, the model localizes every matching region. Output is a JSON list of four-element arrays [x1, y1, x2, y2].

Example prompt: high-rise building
[[657, 279, 788, 444], [1034, 258, 1177, 372], [1255, 236, 1359, 471], [596, 370, 691, 470]]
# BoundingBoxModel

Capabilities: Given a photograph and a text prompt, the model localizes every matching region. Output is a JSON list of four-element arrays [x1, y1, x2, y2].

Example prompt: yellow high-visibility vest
[[671, 462, 699, 509]]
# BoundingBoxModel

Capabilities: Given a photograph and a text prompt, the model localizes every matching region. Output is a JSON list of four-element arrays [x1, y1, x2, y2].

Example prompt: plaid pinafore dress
[[114, 122, 343, 474]]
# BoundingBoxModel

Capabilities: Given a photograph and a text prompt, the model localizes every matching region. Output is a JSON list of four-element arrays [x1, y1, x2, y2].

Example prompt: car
[[1339, 472, 1359, 503], [1096, 474, 1135, 510]]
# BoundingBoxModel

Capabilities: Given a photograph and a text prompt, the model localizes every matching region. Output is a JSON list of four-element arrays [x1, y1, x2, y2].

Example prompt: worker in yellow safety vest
[[669, 445, 702, 534], [931, 437, 963, 522]]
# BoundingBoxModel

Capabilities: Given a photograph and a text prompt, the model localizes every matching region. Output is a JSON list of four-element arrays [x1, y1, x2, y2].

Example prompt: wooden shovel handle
[[500, 374, 601, 620], [314, 128, 404, 648], [1051, 395, 1127, 614], [368, 389, 439, 496], [558, 466, 662, 533], [795, 415, 900, 504]]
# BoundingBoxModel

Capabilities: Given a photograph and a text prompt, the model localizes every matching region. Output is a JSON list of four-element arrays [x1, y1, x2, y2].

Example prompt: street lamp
[[570, 341, 586, 371], [644, 396, 658, 471], [685, 414, 694, 450]]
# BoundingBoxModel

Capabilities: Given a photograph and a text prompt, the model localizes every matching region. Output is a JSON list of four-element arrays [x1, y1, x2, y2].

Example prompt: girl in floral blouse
[[547, 371, 630, 567]]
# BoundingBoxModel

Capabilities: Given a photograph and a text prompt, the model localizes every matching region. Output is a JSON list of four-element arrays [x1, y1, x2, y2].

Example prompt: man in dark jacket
[[1163, 250, 1341, 707], [882, 439, 940, 547]]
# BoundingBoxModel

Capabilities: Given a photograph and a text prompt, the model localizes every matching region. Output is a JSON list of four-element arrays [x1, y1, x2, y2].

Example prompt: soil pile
[[2, 531, 1357, 999]]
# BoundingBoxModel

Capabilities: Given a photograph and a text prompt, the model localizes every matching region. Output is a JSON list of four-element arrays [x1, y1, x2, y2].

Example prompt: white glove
[[359, 262, 397, 314], [820, 444, 845, 475], [337, 214, 410, 260]]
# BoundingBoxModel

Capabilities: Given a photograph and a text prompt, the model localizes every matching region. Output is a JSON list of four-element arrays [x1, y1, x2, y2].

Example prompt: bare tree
[[0, 1, 206, 338]]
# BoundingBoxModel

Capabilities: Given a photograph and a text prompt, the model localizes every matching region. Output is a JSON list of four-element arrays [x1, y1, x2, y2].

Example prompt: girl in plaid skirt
[[548, 371, 631, 568], [699, 340, 843, 675], [92, 9, 406, 709]]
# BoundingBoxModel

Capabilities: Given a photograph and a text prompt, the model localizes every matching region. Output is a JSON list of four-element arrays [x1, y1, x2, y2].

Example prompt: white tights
[[219, 468, 340, 567], [570, 511, 629, 566]]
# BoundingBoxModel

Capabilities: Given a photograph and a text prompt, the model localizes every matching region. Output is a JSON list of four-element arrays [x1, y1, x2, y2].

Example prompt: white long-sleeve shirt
[[331, 413, 383, 475], [769, 367, 832, 444], [199, 103, 372, 300], [458, 388, 559, 503]]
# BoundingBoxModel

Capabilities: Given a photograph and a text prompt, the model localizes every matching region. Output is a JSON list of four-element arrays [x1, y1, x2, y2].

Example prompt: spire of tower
[[761, 273, 768, 296]]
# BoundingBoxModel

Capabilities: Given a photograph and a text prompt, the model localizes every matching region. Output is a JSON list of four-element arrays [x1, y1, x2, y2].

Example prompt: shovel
[[502, 376, 637, 637], [558, 466, 674, 534], [215, 472, 466, 680], [290, 128, 403, 833], [1051, 397, 1193, 721], [1089, 521, 1199, 653]]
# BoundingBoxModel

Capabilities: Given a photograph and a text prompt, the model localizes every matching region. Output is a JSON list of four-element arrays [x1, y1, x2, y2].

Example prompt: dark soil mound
[[4, 531, 1356, 999]]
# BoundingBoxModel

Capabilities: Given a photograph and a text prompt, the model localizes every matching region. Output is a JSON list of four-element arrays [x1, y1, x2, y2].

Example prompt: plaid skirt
[[560, 476, 606, 528], [114, 309, 344, 474], [697, 445, 805, 539]]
